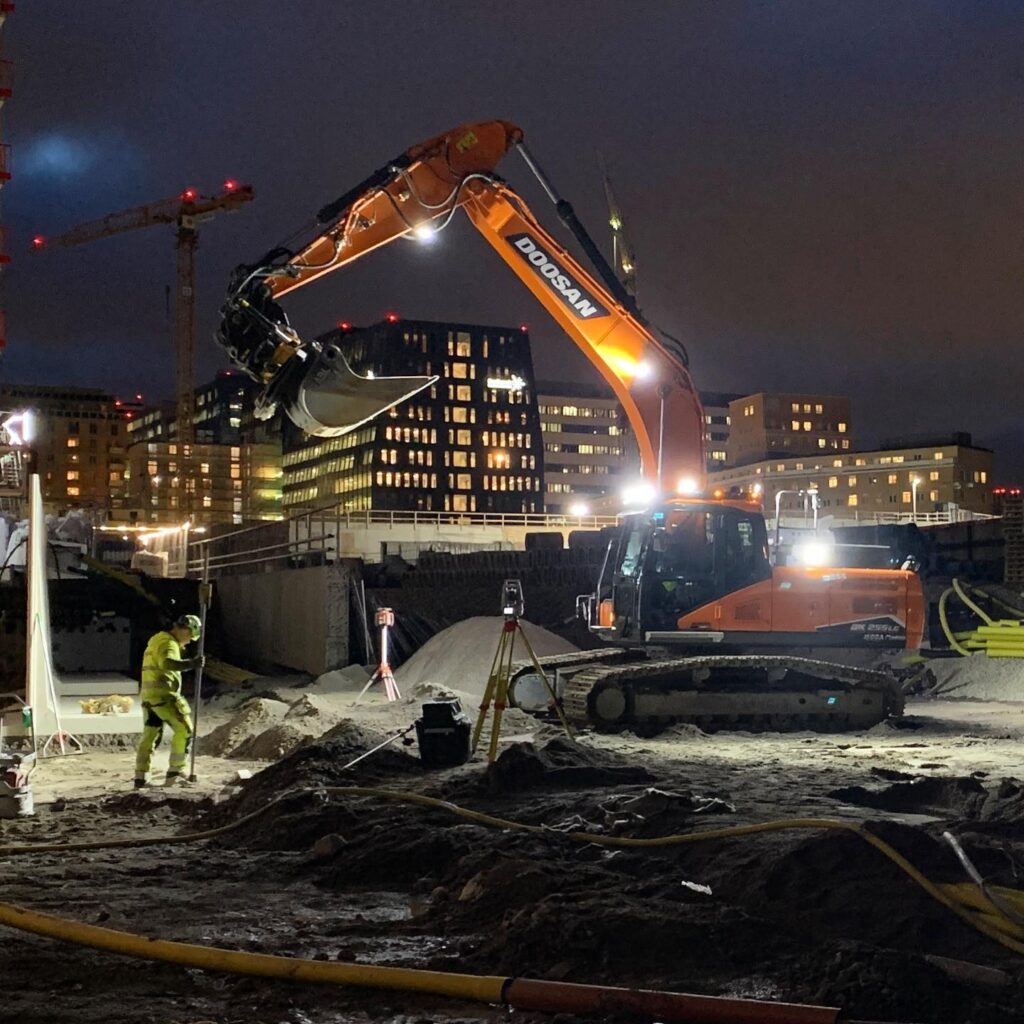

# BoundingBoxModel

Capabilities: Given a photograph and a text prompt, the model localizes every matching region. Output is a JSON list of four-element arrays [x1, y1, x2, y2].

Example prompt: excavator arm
[[217, 120, 705, 490]]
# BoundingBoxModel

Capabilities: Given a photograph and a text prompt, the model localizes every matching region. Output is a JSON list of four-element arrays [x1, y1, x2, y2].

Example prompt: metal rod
[[188, 551, 212, 782]]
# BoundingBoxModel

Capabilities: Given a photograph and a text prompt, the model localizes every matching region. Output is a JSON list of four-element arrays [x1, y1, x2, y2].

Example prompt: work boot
[[133, 777, 148, 790], [163, 772, 192, 788]]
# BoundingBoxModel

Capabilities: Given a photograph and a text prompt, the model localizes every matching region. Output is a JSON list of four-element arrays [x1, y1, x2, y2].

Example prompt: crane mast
[[33, 184, 254, 446]]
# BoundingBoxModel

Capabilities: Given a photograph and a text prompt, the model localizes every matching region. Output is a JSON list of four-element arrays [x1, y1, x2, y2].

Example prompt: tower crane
[[598, 153, 638, 296], [32, 182, 254, 445]]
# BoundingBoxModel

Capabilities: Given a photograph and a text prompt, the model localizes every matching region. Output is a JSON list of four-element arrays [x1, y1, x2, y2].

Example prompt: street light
[[911, 476, 921, 522]]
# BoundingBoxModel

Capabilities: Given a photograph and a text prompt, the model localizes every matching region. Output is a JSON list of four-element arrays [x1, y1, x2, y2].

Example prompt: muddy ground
[[4, 691, 1024, 1023]]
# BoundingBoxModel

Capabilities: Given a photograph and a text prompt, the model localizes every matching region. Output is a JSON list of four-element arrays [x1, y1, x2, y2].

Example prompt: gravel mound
[[395, 617, 577, 695]]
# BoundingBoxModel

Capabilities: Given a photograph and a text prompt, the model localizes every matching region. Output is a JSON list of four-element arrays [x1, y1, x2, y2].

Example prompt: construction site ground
[[4, 670, 1024, 1023]]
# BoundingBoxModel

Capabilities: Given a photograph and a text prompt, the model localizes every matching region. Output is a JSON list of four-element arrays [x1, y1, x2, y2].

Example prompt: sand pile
[[198, 693, 347, 760], [395, 617, 577, 695], [925, 656, 1024, 701]]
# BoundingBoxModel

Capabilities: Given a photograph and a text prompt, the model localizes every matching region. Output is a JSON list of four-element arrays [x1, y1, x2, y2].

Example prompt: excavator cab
[[592, 501, 772, 644]]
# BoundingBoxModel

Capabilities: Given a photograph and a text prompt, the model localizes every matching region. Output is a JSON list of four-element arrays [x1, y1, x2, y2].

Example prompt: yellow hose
[[2, 784, 1024, 955], [940, 578, 1024, 657]]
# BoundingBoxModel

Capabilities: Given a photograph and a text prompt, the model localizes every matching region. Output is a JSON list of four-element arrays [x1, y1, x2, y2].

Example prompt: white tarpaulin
[[24, 474, 69, 751]]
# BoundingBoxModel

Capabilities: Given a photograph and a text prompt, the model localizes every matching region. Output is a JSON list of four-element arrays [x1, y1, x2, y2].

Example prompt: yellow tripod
[[472, 581, 573, 762]]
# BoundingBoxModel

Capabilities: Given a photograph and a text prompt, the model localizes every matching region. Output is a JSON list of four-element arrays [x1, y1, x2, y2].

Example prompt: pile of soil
[[395, 617, 577, 695], [197, 694, 348, 761], [926, 656, 1024, 701]]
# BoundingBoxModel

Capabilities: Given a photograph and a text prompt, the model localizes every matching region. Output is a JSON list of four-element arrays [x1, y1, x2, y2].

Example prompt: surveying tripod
[[472, 579, 573, 762]]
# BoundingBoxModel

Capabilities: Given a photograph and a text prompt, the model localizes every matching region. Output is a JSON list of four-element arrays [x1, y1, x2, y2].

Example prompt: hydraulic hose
[[939, 578, 1024, 657], [0, 901, 840, 1024], [3, 786, 1024, 955]]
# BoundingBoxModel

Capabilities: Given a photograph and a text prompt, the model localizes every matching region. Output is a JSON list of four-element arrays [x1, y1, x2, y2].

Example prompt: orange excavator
[[217, 119, 925, 734]]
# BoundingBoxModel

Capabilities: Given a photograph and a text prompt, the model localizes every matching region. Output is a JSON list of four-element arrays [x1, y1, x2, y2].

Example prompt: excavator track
[[512, 652, 904, 736]]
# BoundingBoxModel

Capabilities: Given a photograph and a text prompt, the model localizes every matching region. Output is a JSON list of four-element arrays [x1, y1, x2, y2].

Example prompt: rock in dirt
[[485, 735, 655, 793], [311, 833, 348, 858]]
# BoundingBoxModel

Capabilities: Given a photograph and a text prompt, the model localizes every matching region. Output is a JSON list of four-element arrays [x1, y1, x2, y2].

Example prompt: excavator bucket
[[280, 343, 436, 437]]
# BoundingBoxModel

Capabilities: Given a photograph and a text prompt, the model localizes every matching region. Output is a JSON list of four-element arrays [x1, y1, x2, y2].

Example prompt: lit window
[[980, 471, 988, 484], [887, 474, 897, 485], [933, 451, 944, 460], [67, 438, 79, 449], [847, 494, 858, 506], [817, 438, 826, 448], [902, 491, 912, 503], [828, 477, 838, 488], [67, 486, 80, 497], [838, 422, 847, 433], [841, 441, 849, 449], [814, 404, 823, 414], [451, 362, 468, 379], [455, 336, 471, 357], [791, 403, 799, 413], [929, 489, 939, 501], [456, 385, 471, 402], [202, 495, 212, 508], [200, 462, 210, 475], [456, 430, 471, 446], [929, 471, 939, 481], [848, 476, 856, 487], [456, 474, 471, 490], [452, 494, 468, 512], [451, 407, 468, 423], [452, 451, 468, 468], [66, 470, 79, 481], [791, 420, 800, 431], [803, 421, 812, 431], [803, 404, 811, 413], [833, 459, 843, 468]]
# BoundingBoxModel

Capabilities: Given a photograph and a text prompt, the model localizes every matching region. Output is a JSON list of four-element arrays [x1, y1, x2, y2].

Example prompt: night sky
[[7, 2, 1024, 477]]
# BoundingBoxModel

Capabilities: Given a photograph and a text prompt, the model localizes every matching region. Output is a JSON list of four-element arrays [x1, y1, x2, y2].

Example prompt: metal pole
[[188, 550, 212, 782]]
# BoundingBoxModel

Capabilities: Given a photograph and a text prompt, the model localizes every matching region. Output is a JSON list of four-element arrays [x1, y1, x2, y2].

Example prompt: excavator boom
[[217, 120, 705, 489]]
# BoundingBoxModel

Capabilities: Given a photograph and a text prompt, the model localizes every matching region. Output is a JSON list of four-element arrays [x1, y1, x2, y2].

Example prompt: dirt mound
[[791, 942, 1021, 1024], [829, 776, 988, 818], [484, 735, 655, 793], [926, 656, 1024, 701], [395, 617, 577, 695], [197, 697, 289, 756]]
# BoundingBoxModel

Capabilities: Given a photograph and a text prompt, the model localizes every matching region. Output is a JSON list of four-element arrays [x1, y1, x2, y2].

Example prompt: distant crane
[[597, 153, 637, 297], [32, 182, 255, 444]]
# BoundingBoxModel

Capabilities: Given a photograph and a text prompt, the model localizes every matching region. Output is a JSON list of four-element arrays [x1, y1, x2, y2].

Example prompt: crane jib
[[507, 233, 609, 320]]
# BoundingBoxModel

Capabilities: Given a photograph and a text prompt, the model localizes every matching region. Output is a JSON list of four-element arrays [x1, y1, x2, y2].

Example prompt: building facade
[[124, 441, 282, 526], [537, 381, 630, 515], [282, 319, 544, 514], [727, 392, 852, 467], [0, 383, 133, 514], [701, 391, 743, 470], [709, 434, 994, 519]]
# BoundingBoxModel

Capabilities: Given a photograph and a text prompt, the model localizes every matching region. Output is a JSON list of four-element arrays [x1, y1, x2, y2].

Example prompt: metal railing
[[186, 506, 619, 577]]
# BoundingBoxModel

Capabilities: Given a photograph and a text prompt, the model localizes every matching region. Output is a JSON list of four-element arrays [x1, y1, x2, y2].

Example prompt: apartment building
[[710, 433, 994, 519], [124, 441, 282, 526], [282, 318, 544, 514], [0, 383, 133, 514], [727, 392, 852, 466]]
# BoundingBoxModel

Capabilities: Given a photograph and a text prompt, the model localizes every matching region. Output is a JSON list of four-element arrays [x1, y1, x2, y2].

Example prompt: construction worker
[[134, 614, 204, 788]]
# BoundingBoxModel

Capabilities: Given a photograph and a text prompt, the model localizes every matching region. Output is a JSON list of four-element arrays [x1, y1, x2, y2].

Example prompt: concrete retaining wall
[[215, 564, 350, 675]]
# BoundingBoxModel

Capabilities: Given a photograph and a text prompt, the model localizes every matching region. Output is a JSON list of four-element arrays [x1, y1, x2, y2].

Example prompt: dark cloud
[[5, 0, 1023, 476]]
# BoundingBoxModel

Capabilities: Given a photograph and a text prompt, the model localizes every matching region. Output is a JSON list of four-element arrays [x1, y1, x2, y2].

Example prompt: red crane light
[[337, 320, 352, 331], [180, 188, 197, 202], [223, 179, 238, 193], [385, 312, 399, 323], [31, 235, 45, 249], [114, 400, 122, 407], [519, 324, 529, 332]]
